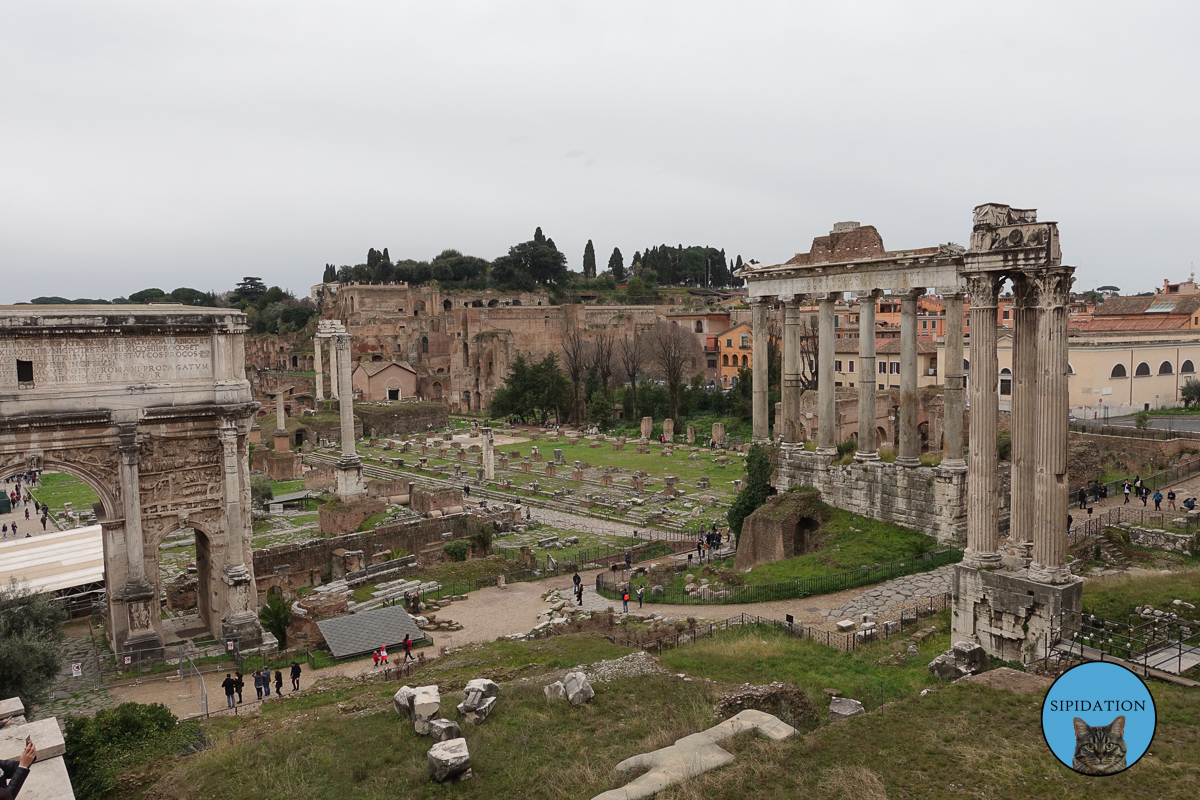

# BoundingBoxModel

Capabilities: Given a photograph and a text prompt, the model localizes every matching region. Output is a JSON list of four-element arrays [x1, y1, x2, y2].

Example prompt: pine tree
[[608, 247, 625, 282], [583, 239, 597, 279]]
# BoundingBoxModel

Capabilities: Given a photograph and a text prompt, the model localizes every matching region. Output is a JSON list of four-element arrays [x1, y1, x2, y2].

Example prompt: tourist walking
[[1077, 486, 1087, 510], [290, 661, 301, 691], [403, 634, 415, 663], [222, 674, 237, 708], [1168, 489, 1177, 510], [1141, 485, 1150, 507], [1123, 480, 1131, 504], [1153, 490, 1163, 510], [2, 524, 7, 539], [622, 590, 629, 613], [235, 672, 244, 703], [372, 649, 380, 668], [39, 515, 47, 530], [274, 669, 283, 696], [625, 551, 632, 571], [379, 645, 388, 665], [253, 669, 264, 699], [574, 582, 583, 606], [572, 572, 581, 591], [636, 586, 644, 609], [263, 668, 271, 697]]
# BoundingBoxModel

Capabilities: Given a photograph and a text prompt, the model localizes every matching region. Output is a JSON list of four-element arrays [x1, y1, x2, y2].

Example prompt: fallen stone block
[[952, 640, 987, 674], [428, 718, 462, 743], [412, 685, 442, 735], [428, 737, 472, 783], [393, 685, 416, 718], [457, 695, 497, 725], [463, 678, 500, 700], [564, 671, 595, 706], [544, 681, 567, 701], [882, 620, 900, 635], [835, 619, 856, 633], [828, 697, 866, 722]]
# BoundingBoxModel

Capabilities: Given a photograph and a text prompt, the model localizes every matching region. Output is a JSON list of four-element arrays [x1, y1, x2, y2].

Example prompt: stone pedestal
[[640, 417, 653, 439], [952, 564, 1082, 661]]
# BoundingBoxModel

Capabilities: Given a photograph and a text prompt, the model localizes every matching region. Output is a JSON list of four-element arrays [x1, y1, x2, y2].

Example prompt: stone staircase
[[1097, 536, 1131, 569], [350, 578, 442, 613]]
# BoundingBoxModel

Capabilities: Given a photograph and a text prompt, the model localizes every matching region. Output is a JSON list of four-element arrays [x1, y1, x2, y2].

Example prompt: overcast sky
[[2, 2, 1197, 302]]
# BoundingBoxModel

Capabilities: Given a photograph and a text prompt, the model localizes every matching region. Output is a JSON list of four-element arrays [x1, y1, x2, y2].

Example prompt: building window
[[921, 320, 927, 329], [1067, 362, 1074, 375], [1110, 363, 1128, 379], [726, 338, 733, 348], [708, 359, 717, 368], [722, 355, 729, 366], [1159, 361, 1174, 375], [879, 362, 887, 375], [890, 361, 900, 374], [421, 336, 429, 354], [741, 355, 748, 367], [848, 360, 855, 373], [1183, 360, 1196, 374], [16, 359, 33, 387], [1000, 368, 1012, 396], [834, 360, 842, 372], [1002, 309, 1010, 320], [695, 321, 703, 333], [740, 334, 749, 348], [1135, 362, 1151, 377]]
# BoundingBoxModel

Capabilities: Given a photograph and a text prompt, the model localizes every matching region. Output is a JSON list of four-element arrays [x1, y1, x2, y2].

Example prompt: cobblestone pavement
[[529, 507, 681, 539], [31, 627, 114, 728], [816, 564, 955, 620]]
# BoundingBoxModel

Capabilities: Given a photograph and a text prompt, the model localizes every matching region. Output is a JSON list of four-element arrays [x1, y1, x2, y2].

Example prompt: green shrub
[[835, 437, 857, 458], [0, 581, 64, 710], [443, 540, 470, 562], [468, 519, 494, 554], [997, 430, 1012, 461], [728, 445, 777, 542], [250, 473, 273, 506], [65, 702, 200, 800]]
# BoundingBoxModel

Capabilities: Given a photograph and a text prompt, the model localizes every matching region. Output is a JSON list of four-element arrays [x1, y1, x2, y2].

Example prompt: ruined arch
[[0, 307, 263, 655], [431, 381, 443, 399], [443, 299, 452, 311], [487, 299, 499, 307]]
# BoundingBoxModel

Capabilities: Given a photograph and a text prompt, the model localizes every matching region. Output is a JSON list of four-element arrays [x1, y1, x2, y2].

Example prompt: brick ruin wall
[[357, 403, 448, 436]]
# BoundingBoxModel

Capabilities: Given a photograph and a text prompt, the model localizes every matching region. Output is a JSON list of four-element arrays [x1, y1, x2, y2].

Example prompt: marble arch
[[0, 306, 266, 654]]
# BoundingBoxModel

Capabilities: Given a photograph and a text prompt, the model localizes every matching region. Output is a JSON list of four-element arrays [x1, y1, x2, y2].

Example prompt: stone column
[[816, 293, 837, 455], [964, 273, 1002, 568], [117, 427, 150, 592], [751, 297, 771, 442], [782, 297, 803, 443], [314, 336, 325, 402], [483, 425, 495, 480], [1029, 268, 1075, 583], [219, 423, 246, 569], [1010, 276, 1038, 545], [273, 391, 289, 453], [329, 334, 340, 399], [896, 288, 923, 467], [855, 290, 881, 461], [941, 290, 966, 470], [334, 332, 365, 498]]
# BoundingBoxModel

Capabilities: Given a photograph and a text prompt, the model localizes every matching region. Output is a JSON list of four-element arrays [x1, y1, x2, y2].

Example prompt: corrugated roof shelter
[[316, 606, 428, 658], [0, 525, 103, 594]]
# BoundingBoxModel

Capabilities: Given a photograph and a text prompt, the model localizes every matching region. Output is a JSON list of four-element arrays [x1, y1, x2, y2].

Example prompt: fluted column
[[782, 297, 803, 443], [855, 289, 881, 461], [314, 336, 325, 401], [219, 423, 246, 569], [336, 333, 356, 458], [1029, 268, 1075, 583], [117, 427, 150, 592], [1010, 276, 1038, 545], [896, 288, 924, 467], [965, 273, 1002, 568], [751, 298, 771, 442], [941, 290, 966, 470], [816, 294, 837, 454], [329, 334, 340, 399]]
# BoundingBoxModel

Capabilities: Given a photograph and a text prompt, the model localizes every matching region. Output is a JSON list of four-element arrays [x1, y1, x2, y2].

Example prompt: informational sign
[[227, 640, 235, 652], [71, 663, 82, 677], [124, 656, 132, 665]]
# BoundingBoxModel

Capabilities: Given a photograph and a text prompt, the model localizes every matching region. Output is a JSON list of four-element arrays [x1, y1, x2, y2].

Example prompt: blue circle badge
[[1041, 662, 1156, 776]]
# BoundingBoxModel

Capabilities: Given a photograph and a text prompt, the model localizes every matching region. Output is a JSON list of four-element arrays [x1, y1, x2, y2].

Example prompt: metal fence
[[1027, 607, 1200, 680], [1070, 420, 1200, 442], [610, 594, 953, 655], [1068, 504, 1200, 546], [595, 546, 961, 605]]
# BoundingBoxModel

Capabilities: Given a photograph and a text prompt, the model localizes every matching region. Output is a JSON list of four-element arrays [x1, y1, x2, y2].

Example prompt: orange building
[[715, 322, 753, 388]]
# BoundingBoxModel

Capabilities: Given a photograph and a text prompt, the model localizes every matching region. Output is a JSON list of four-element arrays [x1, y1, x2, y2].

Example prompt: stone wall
[[318, 496, 387, 535], [287, 593, 348, 649], [1068, 431, 1193, 477], [305, 463, 336, 490], [1128, 526, 1196, 553], [165, 574, 198, 612], [253, 515, 472, 589], [357, 403, 448, 437], [952, 564, 1083, 661], [412, 485, 464, 516], [775, 447, 967, 544]]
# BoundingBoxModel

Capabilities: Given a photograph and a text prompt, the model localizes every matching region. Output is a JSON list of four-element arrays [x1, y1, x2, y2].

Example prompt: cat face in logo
[[1072, 715, 1127, 775]]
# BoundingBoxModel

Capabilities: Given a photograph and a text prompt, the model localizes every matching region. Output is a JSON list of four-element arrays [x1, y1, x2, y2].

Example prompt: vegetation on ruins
[[0, 580, 65, 710], [488, 352, 571, 424], [258, 592, 292, 646], [728, 444, 778, 541], [443, 539, 471, 562], [1182, 377, 1200, 408]]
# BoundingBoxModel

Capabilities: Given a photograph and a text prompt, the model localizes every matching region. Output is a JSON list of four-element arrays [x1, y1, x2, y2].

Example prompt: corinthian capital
[[965, 273, 1003, 308], [1031, 268, 1075, 309]]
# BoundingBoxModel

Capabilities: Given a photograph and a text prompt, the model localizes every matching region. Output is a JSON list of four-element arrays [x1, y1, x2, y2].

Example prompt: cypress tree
[[608, 247, 625, 282], [583, 239, 597, 279]]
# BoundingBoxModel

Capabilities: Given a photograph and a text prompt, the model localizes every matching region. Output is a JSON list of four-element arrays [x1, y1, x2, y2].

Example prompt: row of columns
[[964, 269, 1073, 581], [751, 290, 965, 469], [313, 333, 339, 401]]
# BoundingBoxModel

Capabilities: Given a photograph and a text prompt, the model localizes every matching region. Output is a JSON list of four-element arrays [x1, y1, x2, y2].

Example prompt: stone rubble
[[428, 737, 472, 783], [828, 696, 865, 721]]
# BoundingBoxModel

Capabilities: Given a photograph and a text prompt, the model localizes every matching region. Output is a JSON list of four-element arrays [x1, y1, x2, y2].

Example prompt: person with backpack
[[636, 586, 644, 609], [622, 589, 629, 613]]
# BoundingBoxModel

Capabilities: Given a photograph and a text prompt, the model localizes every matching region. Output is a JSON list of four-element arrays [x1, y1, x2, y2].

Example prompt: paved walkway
[[815, 564, 955, 620]]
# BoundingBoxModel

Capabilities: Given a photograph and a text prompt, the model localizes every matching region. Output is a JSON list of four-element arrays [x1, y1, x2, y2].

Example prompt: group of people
[[2, 476, 49, 538], [695, 524, 725, 563], [372, 635, 416, 667], [220, 662, 303, 709]]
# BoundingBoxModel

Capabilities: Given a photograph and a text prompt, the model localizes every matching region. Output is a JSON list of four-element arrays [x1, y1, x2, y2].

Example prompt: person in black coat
[[221, 673, 237, 709], [0, 740, 37, 799], [290, 661, 301, 692], [234, 672, 244, 704]]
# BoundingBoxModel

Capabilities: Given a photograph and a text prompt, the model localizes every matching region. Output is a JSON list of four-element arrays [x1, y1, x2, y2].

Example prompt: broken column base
[[952, 564, 1083, 662]]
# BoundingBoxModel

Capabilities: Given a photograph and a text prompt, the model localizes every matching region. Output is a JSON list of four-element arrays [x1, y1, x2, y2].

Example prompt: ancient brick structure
[[734, 490, 824, 571]]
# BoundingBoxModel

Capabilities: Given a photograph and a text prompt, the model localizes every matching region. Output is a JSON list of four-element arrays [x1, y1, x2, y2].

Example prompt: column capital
[[938, 288, 965, 300], [749, 295, 773, 306], [965, 272, 1003, 307], [1030, 267, 1074, 309], [854, 288, 883, 301]]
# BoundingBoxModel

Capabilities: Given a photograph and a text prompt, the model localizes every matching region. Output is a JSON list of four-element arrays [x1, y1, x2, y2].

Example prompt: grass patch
[[1082, 566, 1200, 621], [30, 471, 100, 516], [356, 511, 390, 531], [270, 479, 305, 495]]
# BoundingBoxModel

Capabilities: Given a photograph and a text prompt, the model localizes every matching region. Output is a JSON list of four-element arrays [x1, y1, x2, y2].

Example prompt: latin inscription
[[0, 336, 212, 388]]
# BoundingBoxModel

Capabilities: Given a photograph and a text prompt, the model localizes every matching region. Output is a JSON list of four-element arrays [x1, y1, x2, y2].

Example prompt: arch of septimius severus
[[0, 306, 267, 653], [737, 203, 1083, 659]]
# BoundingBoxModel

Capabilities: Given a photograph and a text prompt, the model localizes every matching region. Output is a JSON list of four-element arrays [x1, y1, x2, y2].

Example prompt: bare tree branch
[[561, 325, 590, 423], [617, 331, 650, 419], [651, 321, 702, 419]]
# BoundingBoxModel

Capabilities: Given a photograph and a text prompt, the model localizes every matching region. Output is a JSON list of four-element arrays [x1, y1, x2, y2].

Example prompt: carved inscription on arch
[[0, 336, 212, 388], [139, 436, 223, 517]]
